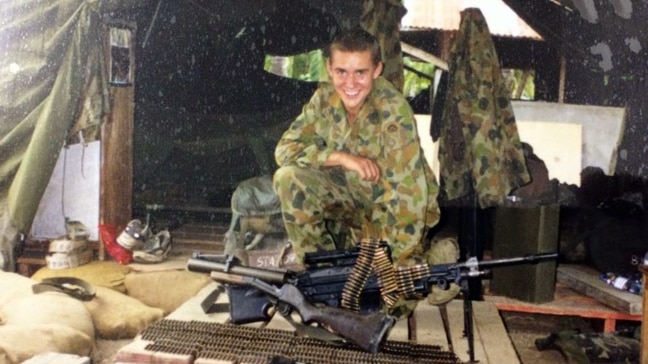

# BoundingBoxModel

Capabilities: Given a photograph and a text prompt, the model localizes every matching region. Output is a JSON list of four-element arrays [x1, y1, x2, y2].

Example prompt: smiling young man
[[273, 28, 440, 267]]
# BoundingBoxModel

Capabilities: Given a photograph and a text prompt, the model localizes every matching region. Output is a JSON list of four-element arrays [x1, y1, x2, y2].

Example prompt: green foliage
[[504, 69, 535, 100], [403, 57, 434, 98], [264, 50, 325, 82]]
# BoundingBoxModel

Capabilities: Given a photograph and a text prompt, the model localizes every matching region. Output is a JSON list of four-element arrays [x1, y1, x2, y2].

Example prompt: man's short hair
[[325, 27, 382, 65]]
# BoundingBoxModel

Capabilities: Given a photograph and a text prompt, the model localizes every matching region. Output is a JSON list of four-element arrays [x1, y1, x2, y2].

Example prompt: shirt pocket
[[383, 121, 410, 149], [381, 121, 420, 176]]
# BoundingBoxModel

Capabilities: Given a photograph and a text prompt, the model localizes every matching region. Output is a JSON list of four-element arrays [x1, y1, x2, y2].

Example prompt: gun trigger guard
[[275, 301, 292, 317], [283, 312, 346, 346]]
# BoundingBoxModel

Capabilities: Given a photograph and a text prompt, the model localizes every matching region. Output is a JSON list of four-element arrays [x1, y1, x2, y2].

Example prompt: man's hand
[[325, 151, 381, 183]]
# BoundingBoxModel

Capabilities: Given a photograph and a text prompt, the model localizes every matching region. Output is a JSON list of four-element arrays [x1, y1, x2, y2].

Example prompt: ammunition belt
[[137, 319, 461, 364], [341, 238, 429, 311]]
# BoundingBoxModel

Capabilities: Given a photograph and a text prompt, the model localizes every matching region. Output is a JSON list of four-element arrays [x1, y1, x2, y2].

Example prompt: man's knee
[[274, 165, 299, 181], [273, 166, 302, 191]]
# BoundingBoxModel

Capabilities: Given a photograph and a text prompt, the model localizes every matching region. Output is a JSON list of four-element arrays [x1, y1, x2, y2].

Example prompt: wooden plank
[[385, 313, 410, 342], [167, 222, 227, 254], [410, 302, 447, 348], [472, 300, 520, 364], [444, 300, 489, 363], [557, 264, 642, 315], [400, 41, 448, 70]]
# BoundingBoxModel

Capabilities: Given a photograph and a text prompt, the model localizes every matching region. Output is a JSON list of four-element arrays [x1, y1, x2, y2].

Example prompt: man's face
[[326, 49, 383, 119]]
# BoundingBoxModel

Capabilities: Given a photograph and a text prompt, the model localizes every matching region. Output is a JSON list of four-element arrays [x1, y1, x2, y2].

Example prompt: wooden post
[[558, 55, 566, 104], [640, 265, 648, 364], [100, 23, 136, 259]]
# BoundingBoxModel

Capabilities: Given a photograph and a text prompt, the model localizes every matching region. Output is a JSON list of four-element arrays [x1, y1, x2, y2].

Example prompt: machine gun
[[187, 243, 557, 356]]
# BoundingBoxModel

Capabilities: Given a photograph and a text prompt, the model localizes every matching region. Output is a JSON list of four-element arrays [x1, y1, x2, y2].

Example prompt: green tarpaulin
[[0, 0, 111, 270]]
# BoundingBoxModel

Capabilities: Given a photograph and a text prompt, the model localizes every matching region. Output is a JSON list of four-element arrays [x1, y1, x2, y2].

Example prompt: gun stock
[[245, 277, 394, 353]]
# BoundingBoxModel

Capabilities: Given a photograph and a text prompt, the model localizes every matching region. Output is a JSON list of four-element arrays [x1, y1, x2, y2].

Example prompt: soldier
[[273, 27, 441, 267]]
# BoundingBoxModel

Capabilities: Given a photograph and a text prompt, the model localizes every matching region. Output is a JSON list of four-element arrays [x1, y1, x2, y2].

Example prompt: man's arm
[[275, 85, 380, 182], [274, 89, 333, 169], [323, 151, 380, 183]]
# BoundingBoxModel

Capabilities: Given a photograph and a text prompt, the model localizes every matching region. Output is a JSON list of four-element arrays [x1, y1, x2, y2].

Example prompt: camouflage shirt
[[275, 76, 440, 251]]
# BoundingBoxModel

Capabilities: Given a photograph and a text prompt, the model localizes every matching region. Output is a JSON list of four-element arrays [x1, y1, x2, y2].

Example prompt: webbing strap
[[32, 277, 96, 301]]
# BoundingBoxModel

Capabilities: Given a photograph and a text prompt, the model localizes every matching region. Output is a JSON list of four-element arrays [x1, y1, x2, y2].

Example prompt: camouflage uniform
[[438, 8, 530, 208], [535, 329, 640, 364], [360, 0, 406, 92], [274, 77, 440, 264]]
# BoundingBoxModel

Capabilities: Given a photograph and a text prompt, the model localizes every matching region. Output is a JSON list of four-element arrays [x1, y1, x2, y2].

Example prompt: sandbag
[[0, 271, 36, 306], [0, 288, 94, 364], [31, 260, 131, 293], [0, 324, 93, 364], [1, 293, 94, 338], [82, 286, 164, 339], [124, 270, 212, 315]]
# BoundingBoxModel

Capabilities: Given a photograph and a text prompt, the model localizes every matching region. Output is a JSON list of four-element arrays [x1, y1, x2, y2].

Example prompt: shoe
[[599, 272, 615, 285], [132, 230, 172, 264], [600, 272, 643, 295], [117, 219, 151, 251], [627, 273, 642, 295], [627, 278, 642, 295]]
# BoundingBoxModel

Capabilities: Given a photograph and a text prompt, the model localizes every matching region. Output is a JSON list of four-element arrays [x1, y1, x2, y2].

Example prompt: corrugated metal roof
[[401, 0, 543, 40]]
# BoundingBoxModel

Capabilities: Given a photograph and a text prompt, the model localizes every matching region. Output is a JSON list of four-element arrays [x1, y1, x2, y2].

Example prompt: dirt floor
[[500, 311, 589, 363], [502, 311, 643, 364]]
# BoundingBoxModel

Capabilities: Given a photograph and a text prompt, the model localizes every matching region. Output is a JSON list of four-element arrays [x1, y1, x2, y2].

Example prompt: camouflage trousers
[[273, 165, 430, 264]]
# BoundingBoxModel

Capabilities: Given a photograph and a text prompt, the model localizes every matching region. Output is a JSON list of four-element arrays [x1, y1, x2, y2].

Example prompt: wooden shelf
[[16, 240, 102, 277], [557, 264, 642, 315], [485, 281, 642, 332]]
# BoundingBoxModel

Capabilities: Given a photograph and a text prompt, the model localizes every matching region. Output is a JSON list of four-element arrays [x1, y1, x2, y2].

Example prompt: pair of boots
[[116, 219, 172, 264]]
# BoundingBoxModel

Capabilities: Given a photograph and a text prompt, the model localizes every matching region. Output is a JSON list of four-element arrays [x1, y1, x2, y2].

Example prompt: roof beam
[[400, 41, 448, 70]]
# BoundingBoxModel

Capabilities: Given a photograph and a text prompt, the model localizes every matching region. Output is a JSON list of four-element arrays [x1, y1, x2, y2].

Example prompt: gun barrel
[[477, 252, 558, 269], [187, 258, 287, 284]]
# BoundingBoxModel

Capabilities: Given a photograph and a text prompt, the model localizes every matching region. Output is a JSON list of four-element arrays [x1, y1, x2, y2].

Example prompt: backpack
[[223, 175, 295, 268]]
